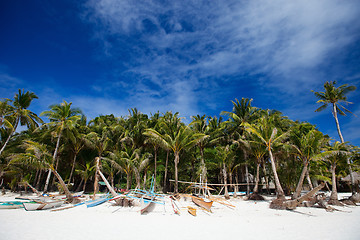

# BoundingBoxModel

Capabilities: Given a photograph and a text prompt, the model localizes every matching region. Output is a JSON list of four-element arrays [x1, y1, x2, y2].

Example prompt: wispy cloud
[[82, 0, 360, 117]]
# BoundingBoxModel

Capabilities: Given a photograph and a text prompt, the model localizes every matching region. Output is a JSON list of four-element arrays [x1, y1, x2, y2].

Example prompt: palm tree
[[40, 101, 82, 192], [290, 123, 327, 199], [190, 115, 211, 184], [215, 145, 236, 199], [85, 129, 111, 196], [243, 116, 288, 199], [144, 124, 206, 193], [312, 80, 357, 194], [0, 89, 43, 155], [222, 98, 258, 194], [0, 99, 13, 133], [9, 140, 74, 202], [105, 150, 133, 190], [323, 141, 351, 205], [75, 162, 95, 192]]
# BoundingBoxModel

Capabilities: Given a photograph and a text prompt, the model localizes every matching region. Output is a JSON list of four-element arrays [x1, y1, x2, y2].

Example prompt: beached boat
[[191, 195, 213, 211], [0, 201, 24, 209], [187, 206, 197, 216], [86, 196, 109, 208], [23, 200, 63, 211], [140, 196, 156, 214]]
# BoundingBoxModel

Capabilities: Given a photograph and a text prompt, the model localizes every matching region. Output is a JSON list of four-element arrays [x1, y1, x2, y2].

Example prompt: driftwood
[[270, 183, 325, 210]]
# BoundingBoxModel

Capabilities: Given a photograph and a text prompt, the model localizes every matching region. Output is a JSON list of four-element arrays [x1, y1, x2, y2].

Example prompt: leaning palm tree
[[144, 124, 207, 193], [312, 81, 357, 194], [40, 101, 82, 192], [0, 89, 43, 155], [9, 140, 74, 202], [243, 116, 288, 199]]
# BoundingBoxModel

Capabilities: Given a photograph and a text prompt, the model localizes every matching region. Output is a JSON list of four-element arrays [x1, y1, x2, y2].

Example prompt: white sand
[[0, 192, 359, 240]]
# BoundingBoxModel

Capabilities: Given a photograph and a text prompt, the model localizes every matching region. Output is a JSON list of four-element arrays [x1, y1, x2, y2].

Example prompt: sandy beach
[[1, 192, 359, 240]]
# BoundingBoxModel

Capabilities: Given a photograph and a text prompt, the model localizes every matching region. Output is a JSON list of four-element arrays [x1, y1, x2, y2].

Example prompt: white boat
[[23, 200, 63, 211]]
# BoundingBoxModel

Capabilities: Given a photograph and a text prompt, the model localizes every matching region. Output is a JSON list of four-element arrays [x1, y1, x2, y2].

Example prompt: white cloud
[[80, 0, 360, 138]]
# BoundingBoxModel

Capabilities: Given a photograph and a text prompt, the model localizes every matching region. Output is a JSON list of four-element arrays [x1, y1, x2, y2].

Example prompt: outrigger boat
[[191, 195, 213, 212], [23, 200, 63, 211], [86, 194, 110, 208], [0, 201, 24, 209], [126, 175, 165, 214], [140, 196, 156, 214]]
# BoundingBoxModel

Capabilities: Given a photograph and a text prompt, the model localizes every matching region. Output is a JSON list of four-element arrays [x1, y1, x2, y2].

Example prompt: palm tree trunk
[[68, 153, 77, 184], [163, 150, 169, 193], [268, 149, 285, 199], [93, 157, 100, 198], [36, 170, 43, 189], [329, 164, 338, 201], [234, 170, 239, 198], [33, 170, 39, 186], [253, 162, 261, 193], [52, 168, 73, 202], [223, 164, 229, 199], [245, 164, 250, 195], [143, 170, 147, 189], [292, 160, 308, 199], [0, 117, 18, 155], [153, 146, 157, 191], [126, 173, 131, 190], [174, 152, 180, 193], [262, 163, 270, 194], [134, 169, 141, 189], [82, 179, 87, 192], [333, 103, 356, 194], [200, 147, 207, 182], [44, 131, 62, 192], [306, 168, 314, 190]]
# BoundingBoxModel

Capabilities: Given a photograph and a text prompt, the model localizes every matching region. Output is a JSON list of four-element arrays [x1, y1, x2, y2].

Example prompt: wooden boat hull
[[187, 206, 196, 216], [23, 200, 63, 211], [140, 197, 156, 214], [191, 196, 213, 211]]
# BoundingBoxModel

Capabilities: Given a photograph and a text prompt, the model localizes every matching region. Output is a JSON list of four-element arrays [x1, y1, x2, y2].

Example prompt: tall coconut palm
[[40, 101, 82, 192], [243, 116, 288, 199], [9, 140, 74, 202], [312, 80, 357, 194], [0, 89, 43, 155], [144, 124, 206, 193]]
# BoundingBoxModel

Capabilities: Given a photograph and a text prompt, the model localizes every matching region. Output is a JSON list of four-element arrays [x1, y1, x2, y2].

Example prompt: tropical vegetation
[[0, 83, 359, 204]]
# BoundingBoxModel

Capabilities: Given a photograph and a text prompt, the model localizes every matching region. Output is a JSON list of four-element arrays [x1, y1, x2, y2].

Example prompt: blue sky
[[1, 0, 360, 146]]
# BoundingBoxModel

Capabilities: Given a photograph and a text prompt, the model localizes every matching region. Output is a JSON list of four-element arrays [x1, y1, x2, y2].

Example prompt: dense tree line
[[0, 82, 359, 204]]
